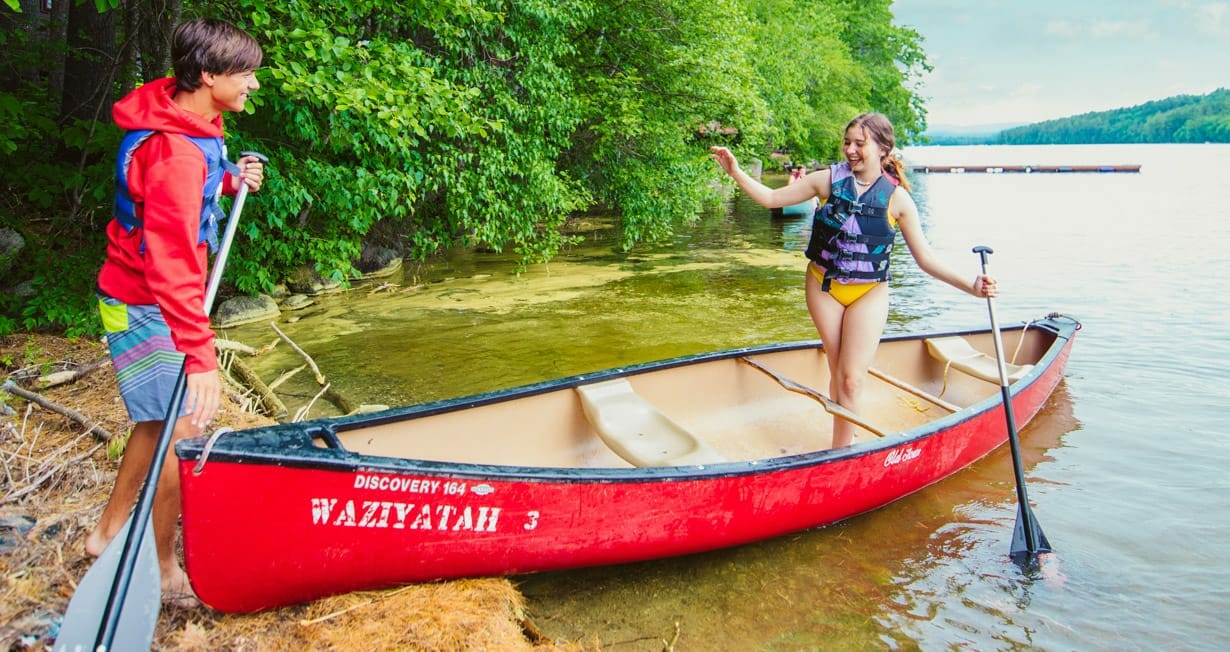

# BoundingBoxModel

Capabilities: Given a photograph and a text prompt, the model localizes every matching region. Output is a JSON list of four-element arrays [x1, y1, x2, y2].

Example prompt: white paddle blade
[[55, 517, 161, 652]]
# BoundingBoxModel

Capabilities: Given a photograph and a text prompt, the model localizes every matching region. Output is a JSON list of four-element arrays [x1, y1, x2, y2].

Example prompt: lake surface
[[225, 144, 1230, 650]]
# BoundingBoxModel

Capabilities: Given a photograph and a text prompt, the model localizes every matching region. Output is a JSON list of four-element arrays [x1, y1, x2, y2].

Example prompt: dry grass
[[0, 333, 585, 651]]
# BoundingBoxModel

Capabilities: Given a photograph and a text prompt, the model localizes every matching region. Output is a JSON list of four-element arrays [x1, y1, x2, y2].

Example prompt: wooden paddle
[[739, 357, 886, 438], [56, 152, 268, 652], [973, 245, 1052, 566]]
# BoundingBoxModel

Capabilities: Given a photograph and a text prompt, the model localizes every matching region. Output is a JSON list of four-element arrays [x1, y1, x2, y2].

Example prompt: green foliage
[[197, 0, 596, 285], [0, 239, 103, 338], [744, 0, 860, 161], [829, 0, 930, 143], [999, 89, 1230, 144], [565, 0, 768, 248]]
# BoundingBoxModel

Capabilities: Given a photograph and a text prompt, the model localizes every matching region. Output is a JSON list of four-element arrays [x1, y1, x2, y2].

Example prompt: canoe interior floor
[[332, 328, 1051, 469]]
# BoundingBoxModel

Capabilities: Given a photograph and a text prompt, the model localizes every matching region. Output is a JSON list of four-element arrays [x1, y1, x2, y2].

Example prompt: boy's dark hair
[[172, 18, 263, 92]]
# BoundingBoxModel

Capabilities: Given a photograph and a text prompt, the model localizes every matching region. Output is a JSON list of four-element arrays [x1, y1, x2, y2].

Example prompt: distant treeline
[[926, 88, 1230, 145]]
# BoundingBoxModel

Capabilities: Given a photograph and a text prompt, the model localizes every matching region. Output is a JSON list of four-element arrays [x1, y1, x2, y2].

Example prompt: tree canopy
[[0, 0, 928, 335]]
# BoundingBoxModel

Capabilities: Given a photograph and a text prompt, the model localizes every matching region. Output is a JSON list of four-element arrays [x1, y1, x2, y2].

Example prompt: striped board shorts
[[98, 294, 191, 423]]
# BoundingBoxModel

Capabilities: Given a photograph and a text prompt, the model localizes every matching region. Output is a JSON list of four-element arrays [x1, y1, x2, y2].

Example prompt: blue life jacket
[[113, 130, 240, 253], [803, 167, 898, 291]]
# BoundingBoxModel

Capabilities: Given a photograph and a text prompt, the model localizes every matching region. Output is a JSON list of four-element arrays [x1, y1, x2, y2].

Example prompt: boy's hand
[[233, 155, 264, 192], [186, 369, 222, 428]]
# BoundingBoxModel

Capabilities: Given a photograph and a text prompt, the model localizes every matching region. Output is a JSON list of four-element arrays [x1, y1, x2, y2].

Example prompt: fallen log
[[228, 357, 290, 420], [34, 356, 110, 390], [269, 322, 356, 416], [1, 380, 115, 442]]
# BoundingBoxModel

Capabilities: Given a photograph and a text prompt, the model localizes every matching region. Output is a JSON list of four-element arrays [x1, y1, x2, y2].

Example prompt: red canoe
[[176, 314, 1079, 613]]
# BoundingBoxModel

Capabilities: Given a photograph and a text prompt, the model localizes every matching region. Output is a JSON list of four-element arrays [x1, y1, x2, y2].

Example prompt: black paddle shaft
[[95, 152, 268, 649], [972, 246, 1051, 563]]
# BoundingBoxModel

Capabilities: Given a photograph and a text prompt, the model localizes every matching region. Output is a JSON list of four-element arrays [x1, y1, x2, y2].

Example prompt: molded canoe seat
[[925, 336, 1033, 385], [575, 378, 727, 467]]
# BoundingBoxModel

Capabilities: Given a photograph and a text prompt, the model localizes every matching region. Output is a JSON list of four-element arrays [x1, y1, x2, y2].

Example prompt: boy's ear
[[200, 71, 215, 88]]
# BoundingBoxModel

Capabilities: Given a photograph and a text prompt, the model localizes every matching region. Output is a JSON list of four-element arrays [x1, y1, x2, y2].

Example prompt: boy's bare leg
[[85, 421, 160, 556], [84, 416, 201, 606], [154, 416, 200, 606]]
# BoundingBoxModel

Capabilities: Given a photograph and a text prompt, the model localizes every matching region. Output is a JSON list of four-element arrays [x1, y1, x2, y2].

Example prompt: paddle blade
[[55, 517, 160, 652], [1009, 503, 1053, 566]]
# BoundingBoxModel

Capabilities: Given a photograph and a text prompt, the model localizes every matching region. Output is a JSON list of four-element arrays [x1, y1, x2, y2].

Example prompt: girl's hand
[[710, 146, 739, 176], [233, 155, 265, 192], [974, 274, 998, 298]]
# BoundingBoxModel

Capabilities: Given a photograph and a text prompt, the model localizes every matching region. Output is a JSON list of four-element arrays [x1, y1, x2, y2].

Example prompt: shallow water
[[226, 144, 1230, 651]]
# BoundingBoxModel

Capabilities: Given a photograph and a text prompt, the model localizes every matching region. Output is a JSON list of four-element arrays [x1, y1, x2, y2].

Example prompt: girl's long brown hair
[[847, 113, 910, 191]]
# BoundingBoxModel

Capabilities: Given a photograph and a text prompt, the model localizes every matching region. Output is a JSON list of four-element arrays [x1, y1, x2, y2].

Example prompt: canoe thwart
[[738, 357, 886, 438], [925, 336, 1033, 385], [575, 378, 727, 467], [867, 367, 960, 413]]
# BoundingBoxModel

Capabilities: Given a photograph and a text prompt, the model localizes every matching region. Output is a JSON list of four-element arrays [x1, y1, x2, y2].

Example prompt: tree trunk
[[136, 0, 182, 83], [59, 0, 117, 125], [0, 0, 64, 89]]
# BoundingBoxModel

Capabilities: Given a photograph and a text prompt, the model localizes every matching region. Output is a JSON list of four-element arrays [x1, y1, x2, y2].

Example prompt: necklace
[[854, 177, 873, 187]]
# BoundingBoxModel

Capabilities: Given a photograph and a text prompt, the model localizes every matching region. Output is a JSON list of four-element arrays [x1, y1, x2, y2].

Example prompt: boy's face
[[206, 70, 259, 113]]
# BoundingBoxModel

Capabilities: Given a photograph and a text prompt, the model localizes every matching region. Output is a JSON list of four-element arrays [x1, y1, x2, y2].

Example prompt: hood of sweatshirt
[[111, 77, 224, 138]]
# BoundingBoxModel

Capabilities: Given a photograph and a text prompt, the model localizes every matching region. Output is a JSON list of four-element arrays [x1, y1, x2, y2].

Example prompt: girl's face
[[843, 125, 886, 175]]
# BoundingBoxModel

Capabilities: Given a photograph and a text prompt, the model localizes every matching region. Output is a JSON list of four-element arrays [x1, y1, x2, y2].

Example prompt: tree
[[60, 0, 117, 126], [564, 0, 766, 247]]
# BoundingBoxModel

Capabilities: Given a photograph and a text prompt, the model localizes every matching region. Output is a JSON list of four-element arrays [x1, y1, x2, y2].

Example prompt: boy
[[86, 18, 264, 608]]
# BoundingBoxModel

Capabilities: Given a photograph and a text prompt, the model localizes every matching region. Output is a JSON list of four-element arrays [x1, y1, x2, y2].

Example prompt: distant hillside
[[918, 89, 1230, 145], [999, 89, 1230, 144], [921, 123, 1021, 145]]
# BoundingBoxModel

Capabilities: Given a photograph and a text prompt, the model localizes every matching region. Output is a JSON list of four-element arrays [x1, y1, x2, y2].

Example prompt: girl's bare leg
[[805, 268, 889, 447]]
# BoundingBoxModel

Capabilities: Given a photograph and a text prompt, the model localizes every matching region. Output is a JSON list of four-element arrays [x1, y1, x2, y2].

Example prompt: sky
[[892, 0, 1230, 127]]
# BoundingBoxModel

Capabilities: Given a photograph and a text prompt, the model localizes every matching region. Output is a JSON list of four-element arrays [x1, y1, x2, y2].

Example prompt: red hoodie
[[97, 78, 238, 375]]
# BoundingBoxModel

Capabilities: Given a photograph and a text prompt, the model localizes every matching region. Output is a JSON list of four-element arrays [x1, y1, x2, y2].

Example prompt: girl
[[711, 112, 996, 448]]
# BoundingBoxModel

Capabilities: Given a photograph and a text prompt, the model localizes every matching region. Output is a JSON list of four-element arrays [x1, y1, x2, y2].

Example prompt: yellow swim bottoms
[[809, 262, 880, 307]]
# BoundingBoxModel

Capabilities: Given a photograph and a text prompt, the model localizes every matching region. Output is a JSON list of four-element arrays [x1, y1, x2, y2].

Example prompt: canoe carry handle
[[192, 428, 235, 475], [302, 424, 346, 450]]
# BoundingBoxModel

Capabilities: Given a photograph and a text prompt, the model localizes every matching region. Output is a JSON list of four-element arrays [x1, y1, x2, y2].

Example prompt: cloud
[[1162, 0, 1230, 35], [1045, 19, 1081, 39], [1194, 2, 1230, 34], [1046, 17, 1154, 39]]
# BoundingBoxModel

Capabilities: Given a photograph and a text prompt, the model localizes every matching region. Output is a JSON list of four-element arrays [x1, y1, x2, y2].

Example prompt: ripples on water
[[227, 144, 1230, 650]]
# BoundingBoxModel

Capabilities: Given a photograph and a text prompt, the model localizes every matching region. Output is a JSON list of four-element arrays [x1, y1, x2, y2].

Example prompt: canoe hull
[[177, 316, 1076, 613]]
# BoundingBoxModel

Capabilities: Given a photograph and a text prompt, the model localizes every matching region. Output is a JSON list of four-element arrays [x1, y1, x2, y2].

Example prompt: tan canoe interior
[[333, 328, 1055, 468]]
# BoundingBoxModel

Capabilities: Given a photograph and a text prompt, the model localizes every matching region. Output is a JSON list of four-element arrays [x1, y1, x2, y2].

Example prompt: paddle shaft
[[94, 153, 266, 649], [973, 245, 1049, 560]]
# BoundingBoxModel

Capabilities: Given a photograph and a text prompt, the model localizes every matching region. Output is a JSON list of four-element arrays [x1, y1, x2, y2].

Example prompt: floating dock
[[910, 164, 1141, 174]]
